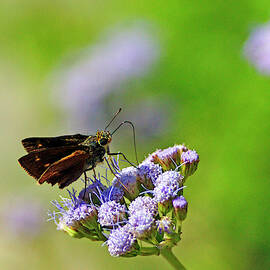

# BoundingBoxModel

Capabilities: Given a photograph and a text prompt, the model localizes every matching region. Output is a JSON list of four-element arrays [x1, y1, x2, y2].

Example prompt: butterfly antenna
[[111, 120, 139, 166], [104, 108, 122, 131]]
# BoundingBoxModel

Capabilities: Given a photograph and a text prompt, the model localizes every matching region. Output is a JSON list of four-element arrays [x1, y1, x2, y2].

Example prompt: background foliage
[[0, 0, 269, 269]]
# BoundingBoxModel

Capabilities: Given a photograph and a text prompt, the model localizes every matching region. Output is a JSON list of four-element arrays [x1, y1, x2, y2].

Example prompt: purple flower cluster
[[49, 144, 199, 257]]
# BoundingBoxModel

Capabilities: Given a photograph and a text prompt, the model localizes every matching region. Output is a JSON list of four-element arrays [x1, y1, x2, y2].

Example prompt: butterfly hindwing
[[18, 146, 88, 180], [21, 134, 89, 153], [38, 150, 89, 189]]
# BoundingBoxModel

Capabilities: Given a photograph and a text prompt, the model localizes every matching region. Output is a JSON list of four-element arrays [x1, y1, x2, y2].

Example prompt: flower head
[[128, 210, 156, 239], [79, 179, 107, 205], [181, 150, 199, 178], [129, 196, 158, 217], [112, 166, 140, 201], [172, 196, 188, 221], [153, 171, 184, 214], [138, 162, 162, 189], [107, 224, 138, 257], [98, 201, 126, 227], [150, 145, 187, 171], [49, 190, 98, 238]]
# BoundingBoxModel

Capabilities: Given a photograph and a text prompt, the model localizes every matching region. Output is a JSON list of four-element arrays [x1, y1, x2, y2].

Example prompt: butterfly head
[[96, 130, 112, 146]]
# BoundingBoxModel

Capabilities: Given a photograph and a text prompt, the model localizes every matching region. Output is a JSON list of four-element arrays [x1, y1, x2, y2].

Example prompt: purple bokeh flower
[[244, 22, 270, 75], [51, 22, 160, 133], [1, 197, 43, 238]]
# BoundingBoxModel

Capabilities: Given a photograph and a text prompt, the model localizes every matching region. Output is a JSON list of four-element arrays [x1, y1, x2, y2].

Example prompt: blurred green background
[[1, 0, 270, 269]]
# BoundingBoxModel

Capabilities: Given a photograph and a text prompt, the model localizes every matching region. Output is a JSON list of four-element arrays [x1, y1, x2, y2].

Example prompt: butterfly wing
[[21, 134, 89, 153], [18, 145, 87, 180], [38, 150, 89, 189]]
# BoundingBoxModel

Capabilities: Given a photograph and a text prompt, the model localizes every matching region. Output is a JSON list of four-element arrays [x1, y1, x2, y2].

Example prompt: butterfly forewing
[[18, 145, 88, 180], [22, 134, 89, 153]]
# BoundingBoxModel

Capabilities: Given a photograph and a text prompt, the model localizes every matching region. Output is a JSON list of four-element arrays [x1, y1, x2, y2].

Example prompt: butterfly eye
[[99, 138, 108, 145]]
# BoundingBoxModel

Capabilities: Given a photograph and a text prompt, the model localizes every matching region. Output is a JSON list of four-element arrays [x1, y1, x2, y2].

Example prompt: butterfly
[[18, 109, 138, 189]]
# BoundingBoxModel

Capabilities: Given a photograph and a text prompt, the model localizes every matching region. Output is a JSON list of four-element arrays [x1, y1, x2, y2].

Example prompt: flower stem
[[160, 248, 186, 270]]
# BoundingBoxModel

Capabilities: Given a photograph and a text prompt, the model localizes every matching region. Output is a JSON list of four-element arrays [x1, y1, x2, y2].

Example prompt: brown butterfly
[[18, 109, 138, 189]]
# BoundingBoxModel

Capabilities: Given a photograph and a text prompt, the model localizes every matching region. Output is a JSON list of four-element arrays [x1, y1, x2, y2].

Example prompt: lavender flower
[[244, 22, 270, 75], [181, 150, 199, 178], [48, 144, 199, 268], [98, 201, 126, 227], [153, 171, 184, 214], [129, 196, 158, 217], [128, 210, 156, 239], [107, 224, 138, 257], [155, 170, 183, 187], [49, 190, 99, 239], [112, 166, 140, 201], [150, 145, 188, 171], [172, 196, 188, 221], [138, 162, 162, 188]]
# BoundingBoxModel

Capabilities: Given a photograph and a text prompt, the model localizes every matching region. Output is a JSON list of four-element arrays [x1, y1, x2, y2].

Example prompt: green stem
[[160, 248, 186, 270]]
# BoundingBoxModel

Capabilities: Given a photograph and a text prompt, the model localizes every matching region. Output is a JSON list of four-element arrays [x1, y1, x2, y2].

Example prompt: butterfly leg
[[82, 165, 95, 201], [93, 168, 97, 179], [82, 171, 89, 201]]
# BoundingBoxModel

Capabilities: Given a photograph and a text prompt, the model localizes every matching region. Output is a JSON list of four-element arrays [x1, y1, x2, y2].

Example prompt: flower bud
[[79, 181, 107, 205], [112, 167, 141, 201], [138, 162, 162, 189], [151, 145, 187, 171], [172, 196, 188, 221], [180, 150, 199, 179], [156, 216, 174, 234]]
